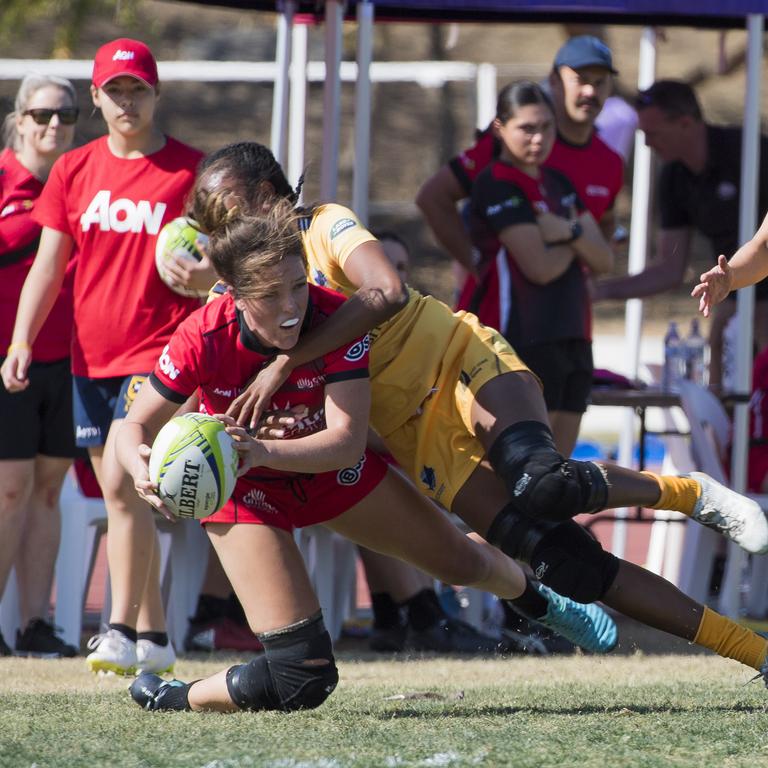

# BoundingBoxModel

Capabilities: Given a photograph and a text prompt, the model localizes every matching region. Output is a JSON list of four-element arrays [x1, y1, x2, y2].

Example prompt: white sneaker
[[86, 629, 137, 675], [137, 638, 176, 675], [686, 472, 768, 555]]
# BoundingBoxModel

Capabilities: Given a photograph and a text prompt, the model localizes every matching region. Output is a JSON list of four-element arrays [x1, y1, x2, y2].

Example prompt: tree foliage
[[0, 0, 139, 56]]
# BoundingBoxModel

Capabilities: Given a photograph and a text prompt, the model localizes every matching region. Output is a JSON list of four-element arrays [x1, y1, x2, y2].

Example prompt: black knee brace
[[225, 612, 338, 712], [488, 421, 608, 522], [486, 504, 619, 603]]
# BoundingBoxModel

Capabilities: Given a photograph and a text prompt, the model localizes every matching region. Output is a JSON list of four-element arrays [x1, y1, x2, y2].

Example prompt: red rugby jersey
[[449, 126, 622, 222], [33, 136, 203, 377], [0, 148, 75, 361], [149, 284, 370, 479]]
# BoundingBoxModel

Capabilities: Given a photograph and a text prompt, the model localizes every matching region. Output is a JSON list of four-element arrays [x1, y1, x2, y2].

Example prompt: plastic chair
[[677, 380, 768, 616], [294, 526, 358, 642], [50, 468, 209, 651]]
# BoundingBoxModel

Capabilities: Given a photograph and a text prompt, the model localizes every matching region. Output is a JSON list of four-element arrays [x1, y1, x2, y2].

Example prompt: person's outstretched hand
[[691, 254, 733, 317]]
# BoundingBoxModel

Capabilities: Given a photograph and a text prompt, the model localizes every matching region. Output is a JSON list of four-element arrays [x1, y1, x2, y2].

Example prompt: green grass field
[[1, 652, 768, 768]]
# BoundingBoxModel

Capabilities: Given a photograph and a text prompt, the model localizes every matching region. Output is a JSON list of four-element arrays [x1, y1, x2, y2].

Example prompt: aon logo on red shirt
[[80, 190, 167, 234]]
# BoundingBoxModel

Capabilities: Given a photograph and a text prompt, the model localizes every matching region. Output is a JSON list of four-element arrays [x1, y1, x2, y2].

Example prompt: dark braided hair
[[198, 142, 301, 209]]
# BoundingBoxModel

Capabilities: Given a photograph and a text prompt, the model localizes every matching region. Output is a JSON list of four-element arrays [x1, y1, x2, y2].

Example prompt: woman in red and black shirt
[[0, 73, 78, 657], [467, 81, 613, 456]]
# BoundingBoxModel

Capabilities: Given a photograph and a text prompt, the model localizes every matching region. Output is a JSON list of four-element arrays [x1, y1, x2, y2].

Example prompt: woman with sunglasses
[[192, 142, 768, 688], [1, 39, 212, 676], [0, 74, 79, 658]]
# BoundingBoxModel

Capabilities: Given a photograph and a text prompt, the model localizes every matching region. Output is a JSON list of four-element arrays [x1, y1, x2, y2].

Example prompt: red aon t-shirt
[[33, 136, 203, 378]]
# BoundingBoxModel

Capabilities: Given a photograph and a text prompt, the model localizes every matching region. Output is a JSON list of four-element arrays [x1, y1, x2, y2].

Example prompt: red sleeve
[[448, 129, 496, 195], [31, 155, 72, 235], [323, 334, 370, 384], [149, 314, 205, 403]]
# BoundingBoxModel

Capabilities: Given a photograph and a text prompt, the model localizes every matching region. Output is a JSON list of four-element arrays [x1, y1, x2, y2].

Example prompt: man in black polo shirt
[[594, 79, 768, 387]]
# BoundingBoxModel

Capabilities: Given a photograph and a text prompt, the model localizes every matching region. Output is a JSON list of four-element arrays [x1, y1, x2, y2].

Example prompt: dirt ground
[[2, 6, 766, 333]]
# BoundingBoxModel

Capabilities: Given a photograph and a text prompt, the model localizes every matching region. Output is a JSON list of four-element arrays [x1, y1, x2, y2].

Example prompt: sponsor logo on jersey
[[1, 200, 34, 218], [337, 454, 365, 486], [486, 196, 522, 217], [213, 387, 237, 398], [585, 184, 610, 198], [158, 345, 180, 381], [420, 465, 436, 492], [113, 49, 136, 61], [242, 488, 279, 515], [75, 425, 101, 441], [514, 472, 531, 497], [329, 218, 357, 240], [80, 190, 167, 234], [344, 335, 370, 363], [717, 181, 737, 200], [295, 376, 324, 390], [311, 267, 328, 287]]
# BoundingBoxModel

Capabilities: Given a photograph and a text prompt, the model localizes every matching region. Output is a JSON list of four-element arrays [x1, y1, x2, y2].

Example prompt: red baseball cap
[[92, 38, 159, 89]]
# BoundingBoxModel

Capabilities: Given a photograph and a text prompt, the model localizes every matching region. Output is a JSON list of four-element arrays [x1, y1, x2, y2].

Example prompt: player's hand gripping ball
[[149, 413, 238, 519], [155, 216, 210, 298]]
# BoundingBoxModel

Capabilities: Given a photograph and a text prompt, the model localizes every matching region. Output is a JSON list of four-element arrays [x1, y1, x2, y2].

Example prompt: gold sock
[[642, 471, 700, 516], [693, 606, 768, 671]]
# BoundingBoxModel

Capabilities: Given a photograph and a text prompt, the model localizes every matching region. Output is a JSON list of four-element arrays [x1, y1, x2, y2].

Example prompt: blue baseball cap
[[554, 35, 617, 74]]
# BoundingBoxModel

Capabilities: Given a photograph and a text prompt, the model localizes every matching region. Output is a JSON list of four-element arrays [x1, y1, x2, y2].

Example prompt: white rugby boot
[[136, 638, 176, 676], [86, 629, 137, 675], [685, 472, 768, 555]]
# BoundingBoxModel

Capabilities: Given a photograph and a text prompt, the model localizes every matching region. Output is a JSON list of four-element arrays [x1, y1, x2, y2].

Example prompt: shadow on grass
[[374, 702, 768, 719]]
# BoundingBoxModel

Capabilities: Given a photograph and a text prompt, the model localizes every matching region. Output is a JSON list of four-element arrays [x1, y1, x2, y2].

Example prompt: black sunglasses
[[22, 107, 79, 126]]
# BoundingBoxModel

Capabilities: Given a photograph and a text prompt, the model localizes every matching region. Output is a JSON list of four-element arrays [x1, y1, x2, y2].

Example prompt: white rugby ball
[[155, 216, 210, 298], [149, 413, 238, 519]]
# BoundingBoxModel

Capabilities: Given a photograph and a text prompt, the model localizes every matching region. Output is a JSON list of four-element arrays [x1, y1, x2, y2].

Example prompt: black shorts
[[516, 339, 593, 414], [0, 357, 76, 460]]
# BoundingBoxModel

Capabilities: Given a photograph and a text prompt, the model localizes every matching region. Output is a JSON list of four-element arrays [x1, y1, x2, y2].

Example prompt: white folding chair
[[677, 380, 768, 616], [53, 468, 209, 651]]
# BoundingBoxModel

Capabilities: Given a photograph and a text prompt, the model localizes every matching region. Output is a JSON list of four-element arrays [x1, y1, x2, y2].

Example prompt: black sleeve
[[471, 173, 536, 234], [658, 163, 691, 230], [757, 135, 768, 217], [149, 372, 189, 404]]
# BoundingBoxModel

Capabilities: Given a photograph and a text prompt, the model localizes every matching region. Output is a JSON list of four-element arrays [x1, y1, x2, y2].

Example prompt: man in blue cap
[[417, 34, 623, 280]]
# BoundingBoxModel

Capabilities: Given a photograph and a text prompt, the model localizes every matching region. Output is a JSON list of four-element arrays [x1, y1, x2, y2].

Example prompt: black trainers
[[369, 620, 408, 652], [0, 631, 12, 657], [130, 673, 190, 711], [15, 618, 78, 658], [409, 616, 504, 655]]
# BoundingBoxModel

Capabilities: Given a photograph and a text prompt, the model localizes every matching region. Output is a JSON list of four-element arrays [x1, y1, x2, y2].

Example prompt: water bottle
[[684, 318, 708, 386], [662, 321, 684, 392]]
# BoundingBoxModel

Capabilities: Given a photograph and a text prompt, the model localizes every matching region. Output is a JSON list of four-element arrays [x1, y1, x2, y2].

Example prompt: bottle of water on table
[[684, 318, 708, 386], [662, 321, 684, 392]]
